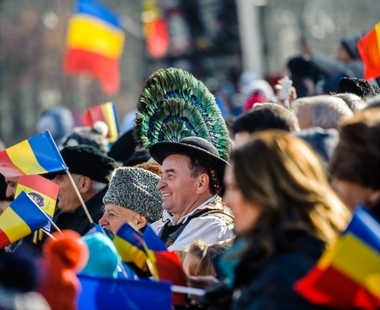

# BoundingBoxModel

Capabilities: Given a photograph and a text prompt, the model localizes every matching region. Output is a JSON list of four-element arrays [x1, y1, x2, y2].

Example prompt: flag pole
[[44, 231, 57, 240], [65, 170, 94, 224]]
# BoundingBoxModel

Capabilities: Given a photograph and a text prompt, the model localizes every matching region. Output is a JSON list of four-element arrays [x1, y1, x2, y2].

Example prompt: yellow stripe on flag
[[331, 233, 380, 298], [66, 15, 125, 58], [114, 235, 147, 270], [6, 141, 48, 175], [101, 102, 118, 142], [375, 22, 380, 52], [0, 207, 31, 243], [15, 184, 56, 217]]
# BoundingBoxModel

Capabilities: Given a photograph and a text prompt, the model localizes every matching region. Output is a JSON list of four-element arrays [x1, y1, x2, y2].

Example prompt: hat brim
[[149, 141, 229, 185], [42, 170, 66, 180]]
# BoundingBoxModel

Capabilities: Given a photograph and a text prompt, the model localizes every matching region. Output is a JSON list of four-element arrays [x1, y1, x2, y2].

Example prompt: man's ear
[[78, 176, 92, 193], [134, 213, 148, 230], [196, 173, 210, 194]]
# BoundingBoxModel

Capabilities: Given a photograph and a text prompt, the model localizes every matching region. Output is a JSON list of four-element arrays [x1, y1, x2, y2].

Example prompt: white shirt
[[151, 195, 235, 251]]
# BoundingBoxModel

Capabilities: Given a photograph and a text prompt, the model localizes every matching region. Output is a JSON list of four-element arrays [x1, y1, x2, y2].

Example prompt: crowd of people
[[0, 44, 379, 309]]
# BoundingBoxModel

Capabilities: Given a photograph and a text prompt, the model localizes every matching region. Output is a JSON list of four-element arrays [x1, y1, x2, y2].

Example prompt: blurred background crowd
[[0, 0, 379, 146]]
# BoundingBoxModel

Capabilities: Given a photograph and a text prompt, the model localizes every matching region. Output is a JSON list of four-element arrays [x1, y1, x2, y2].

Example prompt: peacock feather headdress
[[134, 67, 231, 161]]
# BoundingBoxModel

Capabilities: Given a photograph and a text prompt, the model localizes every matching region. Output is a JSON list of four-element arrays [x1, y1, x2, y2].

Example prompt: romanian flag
[[143, 0, 169, 58], [0, 131, 67, 178], [142, 225, 188, 306], [63, 0, 125, 94], [82, 102, 120, 143], [294, 207, 380, 309], [15, 175, 59, 233], [0, 191, 49, 248], [358, 21, 380, 80], [113, 223, 149, 276], [77, 274, 171, 310]]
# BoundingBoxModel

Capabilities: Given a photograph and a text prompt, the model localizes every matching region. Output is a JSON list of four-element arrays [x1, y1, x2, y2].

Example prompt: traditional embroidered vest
[[158, 196, 234, 248]]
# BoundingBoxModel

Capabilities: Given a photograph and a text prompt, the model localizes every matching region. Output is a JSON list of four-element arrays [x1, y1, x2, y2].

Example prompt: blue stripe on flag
[[28, 131, 67, 173], [344, 207, 380, 252], [77, 0, 123, 29], [11, 192, 48, 230], [77, 274, 172, 310]]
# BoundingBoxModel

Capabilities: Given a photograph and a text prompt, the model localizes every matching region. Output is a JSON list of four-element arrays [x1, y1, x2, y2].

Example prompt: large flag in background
[[358, 21, 380, 80], [0, 191, 49, 248], [0, 131, 67, 178], [77, 274, 171, 310], [63, 0, 125, 94], [294, 207, 380, 309], [82, 102, 120, 143], [15, 175, 59, 233], [143, 0, 169, 58]]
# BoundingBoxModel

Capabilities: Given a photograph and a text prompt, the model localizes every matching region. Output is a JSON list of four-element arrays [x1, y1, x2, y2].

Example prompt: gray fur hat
[[102, 167, 162, 223]]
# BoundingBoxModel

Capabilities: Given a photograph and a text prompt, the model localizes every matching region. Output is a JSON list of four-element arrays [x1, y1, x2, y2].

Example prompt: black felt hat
[[44, 145, 116, 183], [123, 148, 151, 167], [108, 129, 138, 163], [149, 136, 229, 187]]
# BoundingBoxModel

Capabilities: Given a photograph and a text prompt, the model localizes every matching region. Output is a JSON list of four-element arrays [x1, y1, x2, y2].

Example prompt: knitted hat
[[45, 145, 116, 183], [81, 232, 121, 278], [38, 230, 89, 310], [337, 77, 380, 100], [103, 167, 163, 223]]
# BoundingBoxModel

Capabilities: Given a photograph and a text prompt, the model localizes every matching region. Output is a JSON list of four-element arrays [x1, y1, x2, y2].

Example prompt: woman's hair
[[231, 130, 351, 264], [329, 108, 380, 190], [183, 240, 231, 276]]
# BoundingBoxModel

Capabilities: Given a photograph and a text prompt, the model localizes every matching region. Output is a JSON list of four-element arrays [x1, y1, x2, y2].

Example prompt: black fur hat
[[337, 77, 380, 100], [45, 145, 116, 183]]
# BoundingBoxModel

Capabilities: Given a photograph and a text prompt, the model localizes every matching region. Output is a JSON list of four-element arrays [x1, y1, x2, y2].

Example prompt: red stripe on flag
[[63, 48, 120, 94], [17, 175, 59, 200], [0, 150, 25, 177], [294, 265, 380, 308], [0, 229, 11, 249], [82, 106, 107, 127], [358, 26, 380, 80], [154, 250, 187, 306]]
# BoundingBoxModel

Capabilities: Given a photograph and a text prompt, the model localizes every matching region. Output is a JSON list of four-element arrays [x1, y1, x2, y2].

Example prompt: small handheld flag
[[113, 223, 150, 277], [0, 131, 67, 178], [142, 225, 188, 306], [15, 175, 59, 233], [0, 191, 49, 248], [82, 102, 120, 143], [294, 207, 380, 309], [63, 0, 125, 94]]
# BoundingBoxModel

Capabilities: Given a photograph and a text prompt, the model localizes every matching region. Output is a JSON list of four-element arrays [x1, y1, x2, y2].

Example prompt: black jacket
[[204, 230, 327, 310], [53, 186, 107, 236]]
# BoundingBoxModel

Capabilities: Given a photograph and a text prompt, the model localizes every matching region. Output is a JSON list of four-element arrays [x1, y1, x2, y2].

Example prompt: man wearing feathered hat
[[134, 68, 235, 251]]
